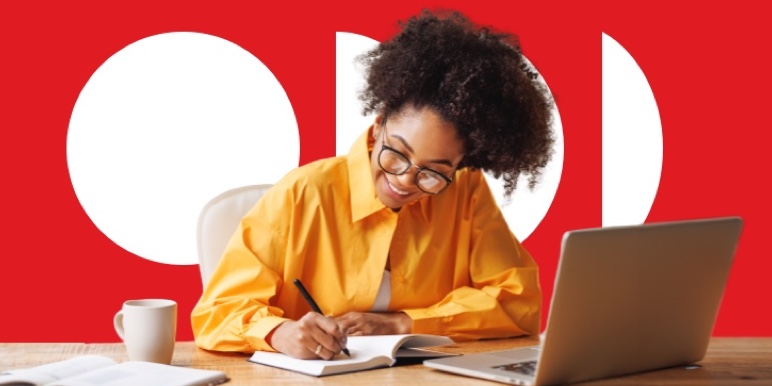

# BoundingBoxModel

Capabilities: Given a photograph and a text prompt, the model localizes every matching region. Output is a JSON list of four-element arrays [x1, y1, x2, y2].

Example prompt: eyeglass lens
[[379, 147, 448, 194]]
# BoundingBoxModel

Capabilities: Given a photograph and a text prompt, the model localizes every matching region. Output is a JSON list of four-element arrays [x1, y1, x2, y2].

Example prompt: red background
[[1, 1, 770, 342]]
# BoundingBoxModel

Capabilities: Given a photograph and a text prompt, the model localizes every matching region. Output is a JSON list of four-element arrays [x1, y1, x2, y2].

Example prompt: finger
[[300, 313, 346, 355], [314, 313, 345, 338], [308, 339, 337, 360], [331, 319, 350, 348], [333, 320, 350, 352], [272, 321, 325, 359], [338, 330, 348, 351], [335, 317, 354, 332], [309, 323, 344, 356], [298, 311, 340, 335], [334, 312, 362, 333], [334, 312, 353, 322], [341, 318, 365, 335], [314, 314, 349, 352]]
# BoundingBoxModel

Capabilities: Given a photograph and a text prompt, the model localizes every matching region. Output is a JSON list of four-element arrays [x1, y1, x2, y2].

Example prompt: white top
[[371, 270, 391, 311]]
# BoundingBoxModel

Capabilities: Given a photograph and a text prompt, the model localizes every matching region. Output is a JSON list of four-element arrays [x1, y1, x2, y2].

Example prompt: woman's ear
[[372, 114, 385, 139]]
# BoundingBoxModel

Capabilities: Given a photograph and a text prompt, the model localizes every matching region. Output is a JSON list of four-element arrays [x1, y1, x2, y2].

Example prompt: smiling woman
[[337, 31, 564, 242], [191, 9, 555, 360]]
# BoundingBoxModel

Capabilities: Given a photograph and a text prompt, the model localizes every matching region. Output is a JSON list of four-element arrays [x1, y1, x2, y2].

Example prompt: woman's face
[[370, 105, 465, 210]]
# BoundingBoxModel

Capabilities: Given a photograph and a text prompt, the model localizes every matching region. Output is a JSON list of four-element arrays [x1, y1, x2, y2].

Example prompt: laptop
[[424, 216, 743, 385]]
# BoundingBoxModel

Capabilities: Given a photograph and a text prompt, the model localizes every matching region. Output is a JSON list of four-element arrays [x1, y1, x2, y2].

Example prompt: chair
[[196, 184, 273, 286]]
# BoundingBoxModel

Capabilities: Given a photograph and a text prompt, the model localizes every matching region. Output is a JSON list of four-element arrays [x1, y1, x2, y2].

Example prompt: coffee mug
[[113, 299, 177, 364]]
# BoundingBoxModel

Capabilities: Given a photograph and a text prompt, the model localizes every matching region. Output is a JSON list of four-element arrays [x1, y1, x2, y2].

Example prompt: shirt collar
[[348, 126, 387, 222]]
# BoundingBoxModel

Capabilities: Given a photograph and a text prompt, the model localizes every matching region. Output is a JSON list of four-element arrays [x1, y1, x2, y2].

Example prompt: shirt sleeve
[[402, 172, 542, 340], [190, 186, 292, 353]]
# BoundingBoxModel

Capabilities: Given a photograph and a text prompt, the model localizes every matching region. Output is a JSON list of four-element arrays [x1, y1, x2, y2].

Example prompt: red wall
[[2, 0, 770, 342]]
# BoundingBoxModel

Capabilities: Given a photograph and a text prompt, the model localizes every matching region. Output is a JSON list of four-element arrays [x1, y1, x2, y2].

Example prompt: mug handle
[[113, 310, 125, 340]]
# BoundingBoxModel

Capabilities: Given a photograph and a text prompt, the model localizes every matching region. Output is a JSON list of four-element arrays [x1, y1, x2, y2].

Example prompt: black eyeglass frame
[[377, 127, 455, 195]]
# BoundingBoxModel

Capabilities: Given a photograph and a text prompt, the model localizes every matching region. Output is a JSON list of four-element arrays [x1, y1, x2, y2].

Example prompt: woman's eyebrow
[[390, 133, 454, 168]]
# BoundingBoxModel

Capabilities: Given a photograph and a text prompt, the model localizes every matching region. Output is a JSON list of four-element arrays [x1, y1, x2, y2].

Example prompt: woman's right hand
[[267, 312, 348, 360]]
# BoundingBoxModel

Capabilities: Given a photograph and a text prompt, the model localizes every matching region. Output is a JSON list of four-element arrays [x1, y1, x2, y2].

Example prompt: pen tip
[[343, 348, 351, 357]]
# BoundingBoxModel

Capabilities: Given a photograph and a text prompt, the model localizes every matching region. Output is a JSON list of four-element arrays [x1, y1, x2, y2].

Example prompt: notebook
[[424, 216, 743, 385], [0, 354, 229, 386], [249, 334, 456, 376]]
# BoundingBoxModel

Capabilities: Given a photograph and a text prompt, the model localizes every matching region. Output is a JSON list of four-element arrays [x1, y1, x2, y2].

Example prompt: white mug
[[113, 299, 177, 364]]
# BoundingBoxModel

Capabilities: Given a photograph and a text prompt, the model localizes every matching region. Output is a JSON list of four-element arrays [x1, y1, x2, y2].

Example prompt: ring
[[314, 344, 323, 355]]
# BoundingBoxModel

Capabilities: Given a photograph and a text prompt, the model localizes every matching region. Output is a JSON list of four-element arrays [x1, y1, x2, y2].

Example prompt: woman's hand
[[335, 312, 412, 335], [267, 312, 348, 360]]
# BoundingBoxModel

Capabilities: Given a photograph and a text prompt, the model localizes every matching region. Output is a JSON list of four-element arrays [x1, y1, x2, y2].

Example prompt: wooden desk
[[2, 338, 771, 385]]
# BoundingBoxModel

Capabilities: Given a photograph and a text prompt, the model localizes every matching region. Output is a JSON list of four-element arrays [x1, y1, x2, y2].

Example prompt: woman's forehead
[[385, 107, 464, 163]]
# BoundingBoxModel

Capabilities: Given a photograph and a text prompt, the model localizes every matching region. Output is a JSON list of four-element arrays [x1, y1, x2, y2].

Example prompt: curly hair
[[357, 9, 555, 197]]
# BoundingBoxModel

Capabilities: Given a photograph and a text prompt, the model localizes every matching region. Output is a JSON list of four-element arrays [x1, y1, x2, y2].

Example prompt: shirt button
[[442, 316, 454, 323]]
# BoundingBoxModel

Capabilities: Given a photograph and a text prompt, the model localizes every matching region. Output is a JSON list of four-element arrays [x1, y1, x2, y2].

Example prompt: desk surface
[[2, 338, 771, 385]]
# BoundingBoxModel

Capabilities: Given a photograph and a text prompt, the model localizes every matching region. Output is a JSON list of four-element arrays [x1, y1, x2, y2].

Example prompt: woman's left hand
[[335, 312, 412, 335]]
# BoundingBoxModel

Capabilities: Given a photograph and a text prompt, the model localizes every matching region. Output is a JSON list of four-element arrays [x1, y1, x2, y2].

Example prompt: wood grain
[[2, 338, 770, 385]]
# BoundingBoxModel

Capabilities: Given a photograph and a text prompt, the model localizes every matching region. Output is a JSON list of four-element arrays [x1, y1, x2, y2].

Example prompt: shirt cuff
[[244, 316, 289, 352], [402, 308, 454, 335]]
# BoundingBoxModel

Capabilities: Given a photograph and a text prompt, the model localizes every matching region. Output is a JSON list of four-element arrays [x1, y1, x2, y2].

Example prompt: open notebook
[[250, 334, 455, 376], [424, 217, 743, 385], [0, 355, 229, 386]]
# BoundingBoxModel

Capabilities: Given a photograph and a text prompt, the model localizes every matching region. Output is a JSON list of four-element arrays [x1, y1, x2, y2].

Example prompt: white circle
[[485, 58, 564, 241], [336, 32, 378, 155], [602, 32, 663, 227], [67, 32, 300, 265]]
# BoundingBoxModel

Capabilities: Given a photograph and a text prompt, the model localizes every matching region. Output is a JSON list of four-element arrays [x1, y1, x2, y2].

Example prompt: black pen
[[293, 278, 351, 357]]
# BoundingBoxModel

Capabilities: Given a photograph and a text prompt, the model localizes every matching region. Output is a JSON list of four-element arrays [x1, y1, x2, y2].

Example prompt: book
[[249, 333, 457, 376], [0, 355, 229, 386]]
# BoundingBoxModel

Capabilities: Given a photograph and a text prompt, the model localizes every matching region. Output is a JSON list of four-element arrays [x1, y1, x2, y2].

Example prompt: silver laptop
[[424, 216, 743, 385]]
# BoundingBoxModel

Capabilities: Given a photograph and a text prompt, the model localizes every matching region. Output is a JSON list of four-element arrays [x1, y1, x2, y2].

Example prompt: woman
[[191, 9, 554, 360]]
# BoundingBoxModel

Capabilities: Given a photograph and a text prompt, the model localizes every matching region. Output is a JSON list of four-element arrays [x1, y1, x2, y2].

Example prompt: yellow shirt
[[191, 127, 541, 353]]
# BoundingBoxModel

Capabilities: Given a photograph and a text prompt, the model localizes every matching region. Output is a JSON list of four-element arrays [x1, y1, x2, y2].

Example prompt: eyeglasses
[[377, 126, 454, 195]]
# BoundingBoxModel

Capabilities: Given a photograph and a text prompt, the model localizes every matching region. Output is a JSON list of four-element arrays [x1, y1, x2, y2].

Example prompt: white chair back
[[196, 184, 273, 286]]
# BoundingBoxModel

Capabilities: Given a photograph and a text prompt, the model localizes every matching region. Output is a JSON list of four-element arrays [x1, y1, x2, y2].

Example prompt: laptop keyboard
[[493, 360, 538, 376]]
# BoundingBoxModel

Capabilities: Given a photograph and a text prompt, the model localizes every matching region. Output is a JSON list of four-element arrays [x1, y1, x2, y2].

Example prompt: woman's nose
[[395, 167, 419, 188]]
